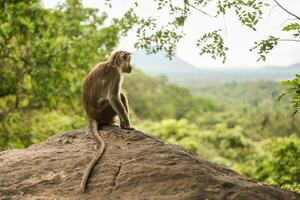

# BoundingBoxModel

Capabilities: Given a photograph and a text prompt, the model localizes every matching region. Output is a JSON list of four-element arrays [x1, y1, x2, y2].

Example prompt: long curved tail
[[79, 118, 106, 193]]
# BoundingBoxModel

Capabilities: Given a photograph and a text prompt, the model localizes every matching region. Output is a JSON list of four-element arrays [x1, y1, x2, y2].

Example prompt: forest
[[0, 0, 299, 194]]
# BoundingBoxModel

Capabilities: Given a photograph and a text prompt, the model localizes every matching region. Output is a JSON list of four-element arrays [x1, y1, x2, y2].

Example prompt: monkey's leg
[[79, 118, 106, 193], [109, 97, 131, 129], [102, 107, 118, 128], [98, 102, 118, 127]]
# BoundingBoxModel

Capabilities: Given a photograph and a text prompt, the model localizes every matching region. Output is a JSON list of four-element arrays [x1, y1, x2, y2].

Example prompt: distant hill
[[288, 62, 300, 69], [264, 63, 300, 70], [131, 50, 300, 85]]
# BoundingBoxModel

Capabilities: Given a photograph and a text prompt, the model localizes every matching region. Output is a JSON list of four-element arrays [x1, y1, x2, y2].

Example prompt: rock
[[0, 127, 299, 200]]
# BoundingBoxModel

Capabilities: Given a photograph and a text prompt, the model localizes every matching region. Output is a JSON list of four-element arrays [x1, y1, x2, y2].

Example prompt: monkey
[[79, 50, 134, 193]]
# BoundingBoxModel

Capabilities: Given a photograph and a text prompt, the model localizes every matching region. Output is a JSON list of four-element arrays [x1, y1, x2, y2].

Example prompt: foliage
[[124, 70, 217, 120], [279, 75, 300, 114], [0, 108, 85, 150], [0, 0, 121, 148], [105, 0, 296, 62], [250, 18, 300, 61], [107, 0, 300, 114], [201, 124, 251, 156], [250, 36, 279, 61], [196, 30, 228, 63], [250, 20, 300, 62], [282, 22, 300, 38], [111, 0, 265, 61], [268, 135, 300, 192], [0, 0, 120, 115], [241, 135, 300, 193], [105, 1, 300, 66], [145, 118, 198, 141], [193, 81, 300, 139]]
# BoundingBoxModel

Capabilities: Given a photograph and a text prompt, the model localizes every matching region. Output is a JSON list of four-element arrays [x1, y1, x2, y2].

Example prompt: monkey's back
[[82, 63, 111, 115]]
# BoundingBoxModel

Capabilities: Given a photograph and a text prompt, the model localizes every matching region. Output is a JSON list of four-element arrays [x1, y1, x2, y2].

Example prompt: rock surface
[[0, 127, 299, 200]]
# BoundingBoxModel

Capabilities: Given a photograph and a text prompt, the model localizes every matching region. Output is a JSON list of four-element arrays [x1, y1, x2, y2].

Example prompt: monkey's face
[[120, 52, 132, 74]]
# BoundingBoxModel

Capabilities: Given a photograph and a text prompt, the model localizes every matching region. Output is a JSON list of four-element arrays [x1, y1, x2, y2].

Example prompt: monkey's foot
[[122, 127, 135, 131]]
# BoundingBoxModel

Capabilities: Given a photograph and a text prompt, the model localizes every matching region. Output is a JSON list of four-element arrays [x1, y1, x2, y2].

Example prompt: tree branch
[[274, 0, 300, 20], [279, 39, 300, 43], [263, 5, 279, 23], [186, 2, 217, 18], [278, 18, 299, 28]]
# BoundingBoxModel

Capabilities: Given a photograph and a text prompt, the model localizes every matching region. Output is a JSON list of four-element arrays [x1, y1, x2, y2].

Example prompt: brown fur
[[79, 50, 133, 193]]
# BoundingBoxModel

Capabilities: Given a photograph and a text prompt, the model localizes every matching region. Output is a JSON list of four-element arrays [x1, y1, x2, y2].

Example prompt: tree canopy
[[0, 0, 120, 116], [110, 0, 300, 61], [109, 0, 300, 113]]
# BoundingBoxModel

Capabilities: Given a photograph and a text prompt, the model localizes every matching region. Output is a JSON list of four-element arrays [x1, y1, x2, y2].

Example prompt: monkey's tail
[[79, 118, 106, 193]]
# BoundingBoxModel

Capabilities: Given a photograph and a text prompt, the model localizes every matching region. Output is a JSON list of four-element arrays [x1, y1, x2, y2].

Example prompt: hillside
[[0, 127, 299, 200], [132, 50, 300, 85]]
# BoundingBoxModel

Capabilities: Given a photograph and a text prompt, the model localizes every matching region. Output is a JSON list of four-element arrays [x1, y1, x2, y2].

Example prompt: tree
[[0, 0, 120, 117], [0, 0, 121, 148], [106, 0, 300, 113], [279, 75, 300, 114]]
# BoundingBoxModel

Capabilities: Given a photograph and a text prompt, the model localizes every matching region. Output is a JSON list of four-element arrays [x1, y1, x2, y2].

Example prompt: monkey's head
[[110, 50, 132, 74]]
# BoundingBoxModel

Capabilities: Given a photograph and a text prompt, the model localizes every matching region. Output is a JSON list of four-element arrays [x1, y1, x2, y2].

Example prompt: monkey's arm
[[108, 79, 130, 129], [120, 93, 129, 114]]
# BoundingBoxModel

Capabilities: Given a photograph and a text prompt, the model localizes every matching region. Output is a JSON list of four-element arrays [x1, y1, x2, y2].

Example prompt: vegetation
[[0, 0, 299, 193], [106, 0, 300, 62], [0, 0, 120, 148], [110, 0, 300, 114], [279, 75, 300, 115]]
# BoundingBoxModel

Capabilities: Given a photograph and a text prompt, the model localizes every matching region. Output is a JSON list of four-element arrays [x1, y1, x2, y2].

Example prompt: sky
[[42, 0, 300, 69]]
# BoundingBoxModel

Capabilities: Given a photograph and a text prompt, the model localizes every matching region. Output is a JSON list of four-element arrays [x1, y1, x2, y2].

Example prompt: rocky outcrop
[[0, 127, 299, 200]]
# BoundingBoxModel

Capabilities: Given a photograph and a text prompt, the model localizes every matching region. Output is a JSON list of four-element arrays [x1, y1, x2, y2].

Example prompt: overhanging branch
[[279, 39, 300, 43], [274, 0, 300, 20], [186, 2, 217, 18]]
